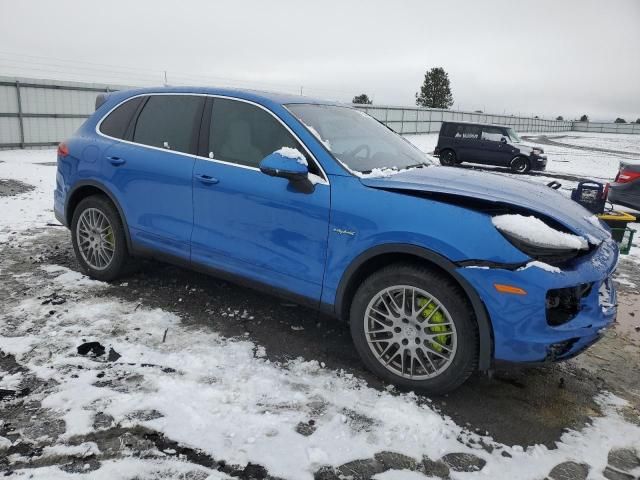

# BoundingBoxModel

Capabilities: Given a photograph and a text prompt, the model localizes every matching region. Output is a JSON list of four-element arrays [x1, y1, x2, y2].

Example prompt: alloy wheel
[[76, 207, 115, 270], [363, 285, 457, 380]]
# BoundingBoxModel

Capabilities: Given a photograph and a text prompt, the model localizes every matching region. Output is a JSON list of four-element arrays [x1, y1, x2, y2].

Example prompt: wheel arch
[[334, 244, 493, 370], [65, 181, 132, 251]]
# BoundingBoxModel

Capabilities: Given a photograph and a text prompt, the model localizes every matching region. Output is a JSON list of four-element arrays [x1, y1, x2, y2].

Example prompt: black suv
[[434, 121, 547, 173]]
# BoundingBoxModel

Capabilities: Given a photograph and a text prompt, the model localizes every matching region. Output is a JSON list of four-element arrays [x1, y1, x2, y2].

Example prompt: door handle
[[194, 173, 219, 185], [107, 156, 126, 166]]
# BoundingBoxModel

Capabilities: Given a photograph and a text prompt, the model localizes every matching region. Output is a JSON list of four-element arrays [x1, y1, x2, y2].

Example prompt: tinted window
[[99, 97, 144, 139], [481, 126, 504, 141], [461, 125, 480, 140], [441, 123, 457, 137], [210, 98, 305, 168], [133, 95, 203, 154]]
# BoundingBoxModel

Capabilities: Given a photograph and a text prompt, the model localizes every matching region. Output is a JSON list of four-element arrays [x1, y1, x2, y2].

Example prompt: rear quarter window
[[440, 123, 457, 137], [99, 97, 144, 140]]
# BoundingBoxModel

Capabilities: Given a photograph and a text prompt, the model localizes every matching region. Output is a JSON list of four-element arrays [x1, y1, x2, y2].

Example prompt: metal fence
[[572, 121, 640, 134], [0, 76, 637, 149], [0, 76, 130, 149], [352, 105, 573, 134]]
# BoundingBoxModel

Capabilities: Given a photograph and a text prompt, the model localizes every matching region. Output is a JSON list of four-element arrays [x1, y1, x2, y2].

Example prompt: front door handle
[[194, 173, 219, 185], [107, 156, 126, 166]]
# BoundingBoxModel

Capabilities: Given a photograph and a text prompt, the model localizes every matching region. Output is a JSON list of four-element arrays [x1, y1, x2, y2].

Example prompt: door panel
[[103, 142, 196, 258], [191, 97, 331, 302], [479, 127, 513, 166], [192, 161, 330, 300], [455, 125, 482, 162]]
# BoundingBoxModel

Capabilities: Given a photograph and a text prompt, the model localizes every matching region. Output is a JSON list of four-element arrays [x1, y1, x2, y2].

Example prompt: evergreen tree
[[579, 114, 589, 122], [415, 67, 453, 109], [614, 117, 627, 123], [352, 94, 372, 104]]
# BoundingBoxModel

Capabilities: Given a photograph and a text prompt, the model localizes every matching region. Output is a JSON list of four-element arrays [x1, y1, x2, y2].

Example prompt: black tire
[[439, 149, 457, 167], [71, 195, 130, 282], [349, 263, 478, 394], [510, 156, 530, 174]]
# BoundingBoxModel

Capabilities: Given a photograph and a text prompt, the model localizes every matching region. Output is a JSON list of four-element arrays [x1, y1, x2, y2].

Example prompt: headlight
[[532, 148, 544, 155], [492, 214, 588, 264]]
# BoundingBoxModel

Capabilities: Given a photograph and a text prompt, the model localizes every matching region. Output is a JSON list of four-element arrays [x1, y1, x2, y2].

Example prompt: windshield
[[506, 127, 522, 143], [286, 104, 431, 174]]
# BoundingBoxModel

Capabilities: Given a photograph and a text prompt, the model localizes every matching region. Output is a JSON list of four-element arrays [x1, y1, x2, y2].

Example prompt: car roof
[[110, 86, 342, 108], [442, 120, 511, 129]]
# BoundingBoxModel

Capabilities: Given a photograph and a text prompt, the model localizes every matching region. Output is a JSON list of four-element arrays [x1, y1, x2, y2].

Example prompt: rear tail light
[[616, 168, 640, 184], [603, 182, 610, 200], [57, 142, 69, 157]]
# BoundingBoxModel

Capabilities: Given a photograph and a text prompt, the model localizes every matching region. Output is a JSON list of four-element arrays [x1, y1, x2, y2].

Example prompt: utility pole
[[300, 86, 303, 96], [164, 71, 168, 86]]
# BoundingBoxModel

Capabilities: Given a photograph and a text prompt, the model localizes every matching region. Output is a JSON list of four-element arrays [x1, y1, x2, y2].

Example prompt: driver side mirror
[[500, 137, 508, 144], [259, 149, 314, 194]]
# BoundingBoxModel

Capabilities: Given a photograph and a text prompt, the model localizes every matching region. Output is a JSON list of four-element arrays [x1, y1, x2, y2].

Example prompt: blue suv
[[55, 87, 618, 393]]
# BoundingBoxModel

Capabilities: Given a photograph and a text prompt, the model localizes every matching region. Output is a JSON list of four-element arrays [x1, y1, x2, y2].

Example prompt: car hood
[[360, 166, 609, 244], [513, 143, 534, 154]]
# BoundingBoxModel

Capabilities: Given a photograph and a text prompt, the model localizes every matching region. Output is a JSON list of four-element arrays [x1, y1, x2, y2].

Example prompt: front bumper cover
[[457, 237, 618, 363]]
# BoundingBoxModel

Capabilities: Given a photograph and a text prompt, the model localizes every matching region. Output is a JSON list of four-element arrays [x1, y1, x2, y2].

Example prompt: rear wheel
[[439, 149, 457, 167], [349, 263, 478, 394], [510, 156, 530, 173], [71, 195, 130, 281]]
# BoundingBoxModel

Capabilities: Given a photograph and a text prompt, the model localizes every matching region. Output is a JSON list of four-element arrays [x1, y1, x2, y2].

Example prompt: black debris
[[107, 348, 121, 362], [77, 342, 106, 357]]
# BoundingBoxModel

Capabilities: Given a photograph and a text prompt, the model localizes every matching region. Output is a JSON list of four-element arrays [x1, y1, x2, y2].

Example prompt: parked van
[[434, 121, 547, 173]]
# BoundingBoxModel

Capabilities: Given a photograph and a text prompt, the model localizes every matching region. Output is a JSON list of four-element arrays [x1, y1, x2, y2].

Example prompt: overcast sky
[[1, 0, 638, 121]]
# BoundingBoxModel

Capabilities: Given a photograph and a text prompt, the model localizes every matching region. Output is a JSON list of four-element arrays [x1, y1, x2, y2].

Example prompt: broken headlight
[[492, 214, 589, 265]]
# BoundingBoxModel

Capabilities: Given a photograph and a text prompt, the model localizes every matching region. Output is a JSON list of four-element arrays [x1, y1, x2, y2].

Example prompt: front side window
[[132, 95, 204, 154], [99, 96, 144, 140], [286, 104, 430, 174], [209, 98, 305, 169], [481, 126, 504, 142]]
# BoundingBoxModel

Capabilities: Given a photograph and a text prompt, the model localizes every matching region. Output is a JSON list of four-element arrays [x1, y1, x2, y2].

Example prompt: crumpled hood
[[360, 166, 610, 244]]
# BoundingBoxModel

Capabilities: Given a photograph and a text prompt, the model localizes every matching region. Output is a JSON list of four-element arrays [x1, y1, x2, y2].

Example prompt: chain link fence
[[0, 76, 637, 149]]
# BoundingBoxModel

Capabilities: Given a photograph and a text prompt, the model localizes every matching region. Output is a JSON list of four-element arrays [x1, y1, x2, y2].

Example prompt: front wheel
[[349, 263, 478, 394], [71, 195, 130, 281], [510, 156, 530, 173]]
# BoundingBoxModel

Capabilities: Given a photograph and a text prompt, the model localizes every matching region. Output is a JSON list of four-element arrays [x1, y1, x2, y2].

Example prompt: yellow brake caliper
[[418, 298, 448, 352]]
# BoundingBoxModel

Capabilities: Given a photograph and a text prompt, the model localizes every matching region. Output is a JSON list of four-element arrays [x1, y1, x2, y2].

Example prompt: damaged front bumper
[[457, 237, 618, 363]]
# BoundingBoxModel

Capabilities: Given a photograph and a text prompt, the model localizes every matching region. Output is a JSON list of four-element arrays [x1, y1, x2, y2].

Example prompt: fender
[[65, 180, 133, 252], [334, 243, 493, 370]]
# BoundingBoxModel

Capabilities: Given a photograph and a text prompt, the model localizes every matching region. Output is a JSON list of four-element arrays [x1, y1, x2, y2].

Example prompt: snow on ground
[[1, 147, 640, 479], [0, 149, 57, 242]]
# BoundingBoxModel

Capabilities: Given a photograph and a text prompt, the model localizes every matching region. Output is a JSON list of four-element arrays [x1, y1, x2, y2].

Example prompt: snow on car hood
[[360, 166, 610, 244]]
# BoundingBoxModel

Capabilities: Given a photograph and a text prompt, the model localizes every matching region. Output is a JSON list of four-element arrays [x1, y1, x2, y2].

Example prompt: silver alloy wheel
[[364, 285, 457, 380], [76, 207, 115, 271]]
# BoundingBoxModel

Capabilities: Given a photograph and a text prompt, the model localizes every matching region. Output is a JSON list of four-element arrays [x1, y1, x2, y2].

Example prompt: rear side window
[[99, 97, 144, 140], [133, 95, 204, 154], [461, 125, 480, 140], [209, 98, 307, 168]]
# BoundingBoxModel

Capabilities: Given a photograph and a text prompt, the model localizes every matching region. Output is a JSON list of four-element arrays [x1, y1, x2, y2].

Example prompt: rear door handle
[[194, 173, 219, 185], [107, 156, 126, 166]]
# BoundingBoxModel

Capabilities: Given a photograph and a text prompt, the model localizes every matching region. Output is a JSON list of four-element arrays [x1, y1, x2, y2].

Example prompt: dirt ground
[[1, 139, 639, 479]]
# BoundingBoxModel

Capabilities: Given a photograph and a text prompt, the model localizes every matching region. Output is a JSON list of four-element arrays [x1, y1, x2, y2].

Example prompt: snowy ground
[[1, 140, 640, 479]]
